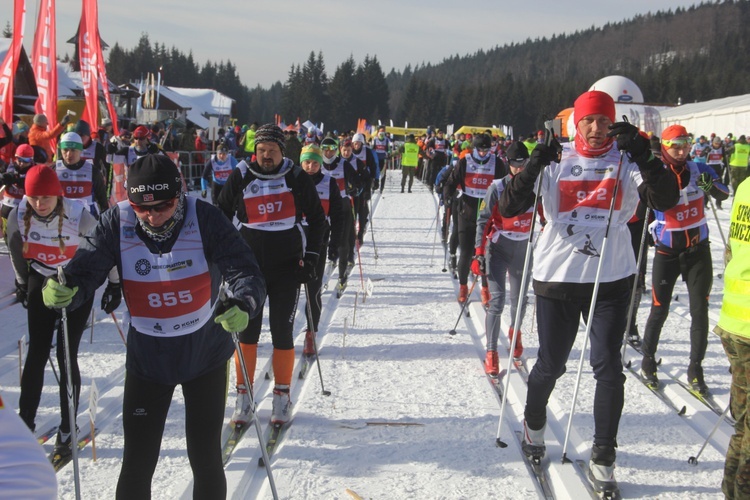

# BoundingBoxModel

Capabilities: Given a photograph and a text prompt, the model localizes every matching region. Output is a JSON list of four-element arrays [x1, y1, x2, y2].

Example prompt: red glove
[[471, 255, 486, 276]]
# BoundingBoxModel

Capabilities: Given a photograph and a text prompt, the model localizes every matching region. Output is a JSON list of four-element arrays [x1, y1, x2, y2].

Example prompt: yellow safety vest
[[244, 130, 256, 153], [729, 142, 750, 168], [718, 178, 750, 338], [402, 142, 420, 167]]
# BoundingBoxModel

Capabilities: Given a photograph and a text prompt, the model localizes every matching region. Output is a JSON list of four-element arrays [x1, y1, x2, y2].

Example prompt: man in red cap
[[111, 125, 162, 166], [1, 144, 36, 231], [500, 90, 680, 491], [640, 124, 729, 394]]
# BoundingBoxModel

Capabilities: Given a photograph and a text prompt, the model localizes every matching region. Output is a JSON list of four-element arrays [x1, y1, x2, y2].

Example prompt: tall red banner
[[79, 0, 100, 127], [96, 39, 119, 136], [32, 0, 58, 131], [0, 0, 26, 126]]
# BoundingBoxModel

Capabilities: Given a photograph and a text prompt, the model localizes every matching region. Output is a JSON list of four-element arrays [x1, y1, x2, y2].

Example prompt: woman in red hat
[[6, 165, 118, 459]]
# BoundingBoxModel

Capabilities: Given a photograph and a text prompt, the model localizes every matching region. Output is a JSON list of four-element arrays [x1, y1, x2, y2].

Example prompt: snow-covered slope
[[0, 171, 731, 499]]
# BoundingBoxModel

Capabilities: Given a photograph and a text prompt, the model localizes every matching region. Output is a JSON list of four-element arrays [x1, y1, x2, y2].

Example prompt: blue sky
[[15, 0, 701, 89]]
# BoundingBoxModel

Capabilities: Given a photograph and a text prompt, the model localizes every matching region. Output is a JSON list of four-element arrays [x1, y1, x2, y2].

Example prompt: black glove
[[527, 141, 561, 177], [328, 245, 339, 262], [100, 281, 122, 314], [372, 178, 379, 191], [60, 113, 72, 126], [607, 122, 649, 159], [697, 172, 713, 193], [15, 280, 28, 309], [296, 253, 318, 283], [200, 190, 207, 198], [0, 172, 17, 186]]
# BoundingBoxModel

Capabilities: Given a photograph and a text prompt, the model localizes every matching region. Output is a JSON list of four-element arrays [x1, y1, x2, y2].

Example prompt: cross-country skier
[[217, 124, 325, 427], [473, 141, 535, 375], [7, 165, 116, 460], [41, 154, 265, 498], [499, 90, 680, 491], [640, 124, 729, 395]]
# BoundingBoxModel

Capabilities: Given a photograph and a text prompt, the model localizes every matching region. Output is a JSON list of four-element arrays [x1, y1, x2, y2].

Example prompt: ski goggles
[[321, 144, 338, 152], [129, 197, 178, 215], [15, 156, 33, 164], [662, 137, 690, 148]]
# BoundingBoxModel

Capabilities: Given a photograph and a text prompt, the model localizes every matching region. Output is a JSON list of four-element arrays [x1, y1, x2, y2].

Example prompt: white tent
[[659, 94, 750, 138]]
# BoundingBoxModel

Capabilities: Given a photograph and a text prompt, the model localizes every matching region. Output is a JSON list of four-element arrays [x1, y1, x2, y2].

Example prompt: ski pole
[[302, 284, 331, 396], [688, 402, 732, 465], [368, 197, 379, 260], [561, 143, 628, 463], [110, 312, 128, 346], [57, 267, 81, 500], [442, 207, 451, 273], [621, 207, 651, 366], [430, 200, 440, 266], [706, 195, 727, 248], [448, 274, 480, 335], [218, 286, 278, 500], [496, 173, 543, 447]]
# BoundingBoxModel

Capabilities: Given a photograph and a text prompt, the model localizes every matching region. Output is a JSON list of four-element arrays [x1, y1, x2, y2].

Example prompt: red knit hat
[[662, 124, 689, 141], [574, 91, 616, 126], [24, 165, 63, 197], [15, 144, 34, 159]]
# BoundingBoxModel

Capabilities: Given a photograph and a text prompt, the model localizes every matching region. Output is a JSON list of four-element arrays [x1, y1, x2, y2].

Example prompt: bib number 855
[[148, 291, 193, 307]]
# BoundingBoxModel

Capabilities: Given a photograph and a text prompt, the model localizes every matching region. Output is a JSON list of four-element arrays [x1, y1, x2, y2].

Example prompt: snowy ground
[[0, 170, 732, 499]]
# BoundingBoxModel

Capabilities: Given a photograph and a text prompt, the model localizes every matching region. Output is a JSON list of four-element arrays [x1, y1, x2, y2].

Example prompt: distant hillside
[[387, 1, 750, 134]]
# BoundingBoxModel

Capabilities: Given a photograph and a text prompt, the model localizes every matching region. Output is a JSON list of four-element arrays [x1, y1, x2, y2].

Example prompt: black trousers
[[116, 364, 228, 499], [306, 227, 331, 331], [642, 243, 712, 363], [456, 209, 478, 286], [525, 290, 628, 448], [18, 270, 93, 433], [338, 198, 355, 281]]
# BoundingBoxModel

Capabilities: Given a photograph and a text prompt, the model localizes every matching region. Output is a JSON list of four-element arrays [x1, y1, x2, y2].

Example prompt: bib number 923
[[148, 291, 193, 308]]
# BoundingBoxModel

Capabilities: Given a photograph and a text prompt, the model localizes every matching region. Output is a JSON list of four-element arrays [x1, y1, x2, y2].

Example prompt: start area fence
[[109, 149, 247, 204]]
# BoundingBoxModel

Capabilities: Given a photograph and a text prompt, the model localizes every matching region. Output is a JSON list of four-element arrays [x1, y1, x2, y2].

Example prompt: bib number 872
[[148, 291, 193, 307]]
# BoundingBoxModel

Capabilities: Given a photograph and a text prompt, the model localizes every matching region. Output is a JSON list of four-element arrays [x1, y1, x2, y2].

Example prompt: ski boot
[[458, 285, 469, 304], [521, 420, 546, 461], [53, 430, 73, 459], [480, 286, 491, 309], [484, 350, 499, 378], [449, 254, 457, 278], [509, 328, 524, 359], [271, 385, 292, 425], [640, 355, 659, 388], [688, 362, 709, 396], [336, 278, 348, 298], [303, 329, 316, 356], [589, 444, 618, 495], [231, 385, 253, 426]]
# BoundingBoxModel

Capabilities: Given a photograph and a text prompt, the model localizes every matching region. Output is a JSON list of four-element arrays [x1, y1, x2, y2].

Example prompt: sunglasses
[[321, 145, 338, 151], [662, 139, 690, 148], [129, 197, 177, 214]]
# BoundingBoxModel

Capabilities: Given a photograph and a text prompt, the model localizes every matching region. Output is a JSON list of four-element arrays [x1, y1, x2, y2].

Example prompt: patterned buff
[[254, 124, 286, 155], [137, 191, 186, 243]]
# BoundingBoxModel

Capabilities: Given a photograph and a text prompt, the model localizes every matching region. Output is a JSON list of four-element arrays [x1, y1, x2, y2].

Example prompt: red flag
[[32, 0, 58, 131], [79, 0, 100, 127], [96, 29, 119, 136], [0, 0, 26, 125]]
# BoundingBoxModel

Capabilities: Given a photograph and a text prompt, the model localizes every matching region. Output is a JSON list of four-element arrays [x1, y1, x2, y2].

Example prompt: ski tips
[[495, 438, 508, 448]]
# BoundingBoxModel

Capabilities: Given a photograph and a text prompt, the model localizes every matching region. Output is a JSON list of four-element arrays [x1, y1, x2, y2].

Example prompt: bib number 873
[[148, 291, 193, 307], [675, 207, 699, 221]]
